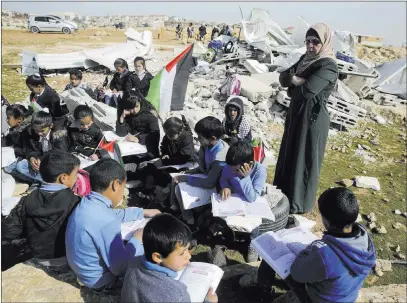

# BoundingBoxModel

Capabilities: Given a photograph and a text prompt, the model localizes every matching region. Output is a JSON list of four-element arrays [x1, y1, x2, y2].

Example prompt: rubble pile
[[356, 44, 407, 64]]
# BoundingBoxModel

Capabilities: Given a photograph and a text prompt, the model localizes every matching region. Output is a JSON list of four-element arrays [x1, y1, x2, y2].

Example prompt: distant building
[[354, 34, 384, 47]]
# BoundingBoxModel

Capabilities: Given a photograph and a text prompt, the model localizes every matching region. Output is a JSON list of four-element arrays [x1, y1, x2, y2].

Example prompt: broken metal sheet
[[373, 57, 407, 99], [376, 83, 407, 99], [290, 17, 310, 47], [20, 29, 154, 72], [332, 31, 357, 57]]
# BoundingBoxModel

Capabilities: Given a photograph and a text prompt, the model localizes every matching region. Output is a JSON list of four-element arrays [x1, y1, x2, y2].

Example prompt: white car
[[28, 15, 78, 34]]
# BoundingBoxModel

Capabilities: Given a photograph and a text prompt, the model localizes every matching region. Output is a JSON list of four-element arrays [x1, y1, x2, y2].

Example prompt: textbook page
[[178, 180, 216, 210], [103, 131, 124, 142], [211, 194, 246, 217], [251, 227, 318, 279], [159, 162, 198, 171], [117, 141, 148, 157], [176, 262, 224, 303], [121, 218, 150, 241], [243, 197, 275, 221]]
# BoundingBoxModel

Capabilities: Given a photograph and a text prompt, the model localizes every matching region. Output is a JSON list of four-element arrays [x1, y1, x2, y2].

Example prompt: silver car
[[28, 15, 78, 34]]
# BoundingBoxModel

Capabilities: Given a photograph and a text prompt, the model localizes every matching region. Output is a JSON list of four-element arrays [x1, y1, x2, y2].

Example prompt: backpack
[[72, 169, 91, 197]]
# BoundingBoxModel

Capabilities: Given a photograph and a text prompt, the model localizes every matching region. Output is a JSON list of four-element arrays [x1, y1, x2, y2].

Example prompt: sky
[[2, 1, 406, 46]]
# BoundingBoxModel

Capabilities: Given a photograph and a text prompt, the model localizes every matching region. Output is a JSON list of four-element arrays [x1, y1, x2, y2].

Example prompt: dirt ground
[[1, 28, 407, 301]]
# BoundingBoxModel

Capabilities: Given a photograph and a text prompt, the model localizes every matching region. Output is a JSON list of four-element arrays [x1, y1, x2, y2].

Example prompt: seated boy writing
[[64, 69, 97, 100], [122, 213, 218, 303], [173, 117, 229, 225], [258, 187, 376, 303], [219, 141, 267, 262], [69, 105, 103, 161], [2, 151, 80, 259], [16, 110, 72, 183], [65, 159, 161, 291]]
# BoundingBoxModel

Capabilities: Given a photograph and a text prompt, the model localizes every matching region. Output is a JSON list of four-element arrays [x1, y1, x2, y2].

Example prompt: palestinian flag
[[98, 137, 124, 166], [146, 44, 195, 114]]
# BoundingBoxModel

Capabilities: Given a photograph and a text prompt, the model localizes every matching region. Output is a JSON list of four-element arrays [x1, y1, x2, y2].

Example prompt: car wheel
[[62, 27, 71, 34], [31, 27, 39, 34]]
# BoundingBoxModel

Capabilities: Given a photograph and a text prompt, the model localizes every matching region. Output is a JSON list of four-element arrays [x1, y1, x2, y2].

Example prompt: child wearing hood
[[258, 187, 376, 303], [222, 97, 252, 144]]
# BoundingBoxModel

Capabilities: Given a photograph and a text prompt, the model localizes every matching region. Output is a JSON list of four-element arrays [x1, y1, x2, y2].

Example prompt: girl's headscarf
[[296, 23, 335, 75]]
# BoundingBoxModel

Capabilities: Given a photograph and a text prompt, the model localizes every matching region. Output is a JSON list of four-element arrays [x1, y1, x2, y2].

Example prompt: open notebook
[[251, 227, 319, 279], [120, 219, 150, 241], [102, 131, 148, 156], [211, 194, 275, 221], [178, 174, 216, 210], [175, 262, 224, 303]]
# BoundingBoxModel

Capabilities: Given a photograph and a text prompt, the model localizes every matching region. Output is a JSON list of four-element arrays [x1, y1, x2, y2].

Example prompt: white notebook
[[251, 227, 318, 279], [120, 219, 150, 241], [211, 194, 275, 220], [178, 174, 216, 210], [175, 262, 224, 303]]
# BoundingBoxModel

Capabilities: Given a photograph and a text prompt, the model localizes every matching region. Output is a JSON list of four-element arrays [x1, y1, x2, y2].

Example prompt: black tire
[[62, 27, 71, 34], [30, 26, 39, 33], [258, 194, 290, 235]]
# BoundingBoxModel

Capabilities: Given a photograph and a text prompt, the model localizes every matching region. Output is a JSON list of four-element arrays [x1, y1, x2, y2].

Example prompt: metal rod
[[339, 70, 378, 78]]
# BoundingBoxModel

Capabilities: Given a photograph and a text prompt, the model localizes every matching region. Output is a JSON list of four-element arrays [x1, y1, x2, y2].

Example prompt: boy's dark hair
[[163, 115, 191, 136], [6, 104, 33, 120], [134, 56, 146, 69], [194, 116, 223, 139], [31, 111, 53, 130], [69, 69, 83, 79], [226, 141, 254, 166], [39, 151, 80, 183], [73, 105, 94, 120], [114, 58, 129, 69], [89, 159, 126, 193], [26, 73, 47, 86], [318, 187, 359, 229], [143, 214, 192, 263]]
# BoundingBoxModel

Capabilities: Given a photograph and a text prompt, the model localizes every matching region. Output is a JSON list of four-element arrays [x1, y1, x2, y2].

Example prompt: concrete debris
[[374, 115, 387, 125], [367, 222, 377, 229], [367, 212, 377, 222], [394, 252, 406, 260], [356, 214, 363, 223], [236, 75, 275, 102], [355, 176, 380, 191], [393, 209, 402, 215], [338, 178, 354, 187], [372, 225, 387, 234]]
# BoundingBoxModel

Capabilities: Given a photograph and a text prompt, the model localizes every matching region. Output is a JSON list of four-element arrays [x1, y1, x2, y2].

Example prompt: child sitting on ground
[[2, 104, 33, 157], [26, 73, 68, 119], [65, 159, 161, 291], [64, 69, 97, 100], [173, 117, 229, 225], [219, 141, 267, 262], [106, 58, 133, 107], [2, 151, 81, 259], [121, 213, 218, 303], [16, 111, 73, 183], [257, 187, 376, 303], [222, 96, 252, 144], [69, 105, 103, 160], [116, 90, 160, 159], [131, 57, 153, 97]]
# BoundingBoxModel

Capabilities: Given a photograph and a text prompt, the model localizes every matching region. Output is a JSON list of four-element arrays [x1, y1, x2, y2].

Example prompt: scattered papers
[[178, 175, 216, 210], [2, 147, 16, 168], [2, 196, 21, 216], [252, 227, 318, 279], [211, 194, 275, 220], [121, 218, 151, 241]]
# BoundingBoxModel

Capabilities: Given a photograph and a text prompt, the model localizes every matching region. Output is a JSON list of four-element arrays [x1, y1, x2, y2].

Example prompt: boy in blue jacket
[[219, 141, 267, 262], [65, 159, 161, 291], [258, 187, 376, 303]]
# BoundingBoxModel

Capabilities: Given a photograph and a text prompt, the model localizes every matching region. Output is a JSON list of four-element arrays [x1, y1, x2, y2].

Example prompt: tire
[[258, 194, 290, 235], [62, 27, 71, 34], [30, 26, 39, 34]]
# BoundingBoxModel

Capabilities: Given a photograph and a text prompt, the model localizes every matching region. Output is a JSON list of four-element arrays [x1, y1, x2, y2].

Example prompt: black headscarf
[[224, 97, 244, 136]]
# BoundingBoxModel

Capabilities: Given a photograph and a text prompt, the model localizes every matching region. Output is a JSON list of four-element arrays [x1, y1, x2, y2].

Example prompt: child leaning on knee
[[69, 105, 103, 161], [65, 69, 97, 100], [121, 213, 218, 303], [260, 188, 376, 303]]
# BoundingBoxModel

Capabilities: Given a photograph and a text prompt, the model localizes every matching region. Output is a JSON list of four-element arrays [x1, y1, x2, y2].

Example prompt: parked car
[[27, 15, 78, 34]]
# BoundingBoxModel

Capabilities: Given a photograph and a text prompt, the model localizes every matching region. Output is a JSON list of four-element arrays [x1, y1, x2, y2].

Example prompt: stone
[[356, 284, 406, 303], [394, 209, 402, 215], [392, 222, 403, 230], [374, 259, 392, 272], [375, 269, 384, 277], [237, 75, 274, 102], [338, 179, 354, 187], [257, 112, 268, 123], [362, 170, 367, 175], [238, 271, 258, 288], [392, 245, 401, 253], [403, 212, 407, 218], [373, 225, 387, 234], [355, 176, 381, 191], [382, 198, 390, 203], [367, 212, 377, 222], [251, 72, 280, 86], [394, 252, 406, 260], [367, 221, 376, 229], [361, 144, 371, 151], [374, 115, 387, 124], [356, 214, 363, 223], [255, 100, 269, 111]]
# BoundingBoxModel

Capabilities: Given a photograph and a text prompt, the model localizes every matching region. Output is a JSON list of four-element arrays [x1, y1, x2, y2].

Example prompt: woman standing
[[274, 23, 338, 214]]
